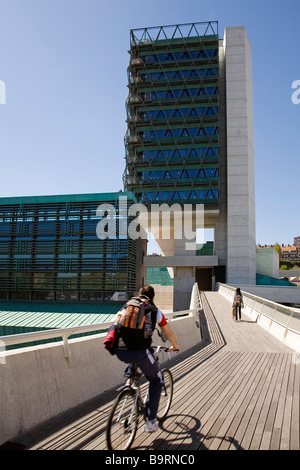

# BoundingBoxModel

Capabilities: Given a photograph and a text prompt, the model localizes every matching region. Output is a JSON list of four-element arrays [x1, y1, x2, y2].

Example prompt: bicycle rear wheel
[[156, 368, 173, 421], [106, 388, 139, 450]]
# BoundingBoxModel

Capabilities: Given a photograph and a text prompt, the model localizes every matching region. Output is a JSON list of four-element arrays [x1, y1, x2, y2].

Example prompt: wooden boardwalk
[[5, 291, 299, 451]]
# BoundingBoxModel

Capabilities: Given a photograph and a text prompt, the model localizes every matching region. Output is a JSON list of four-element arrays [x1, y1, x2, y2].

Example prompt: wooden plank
[[249, 353, 286, 450], [205, 351, 269, 450], [236, 352, 279, 450], [187, 352, 255, 450], [213, 352, 271, 450], [290, 361, 300, 450], [149, 350, 243, 450], [270, 355, 292, 450], [133, 349, 235, 450], [260, 354, 289, 449], [279, 359, 295, 450], [227, 353, 279, 450]]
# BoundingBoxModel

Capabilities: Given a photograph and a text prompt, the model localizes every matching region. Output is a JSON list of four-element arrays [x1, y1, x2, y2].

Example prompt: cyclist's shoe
[[144, 419, 158, 433]]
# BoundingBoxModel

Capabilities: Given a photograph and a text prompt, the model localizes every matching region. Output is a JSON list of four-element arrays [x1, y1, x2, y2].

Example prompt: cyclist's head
[[139, 285, 155, 301]]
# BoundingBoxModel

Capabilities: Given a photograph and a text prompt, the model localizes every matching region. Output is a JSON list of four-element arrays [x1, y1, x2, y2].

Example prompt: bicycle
[[106, 345, 174, 451]]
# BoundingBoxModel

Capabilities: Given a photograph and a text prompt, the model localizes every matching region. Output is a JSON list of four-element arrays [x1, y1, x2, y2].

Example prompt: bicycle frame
[[114, 388, 141, 430], [114, 346, 170, 421], [106, 345, 173, 450]]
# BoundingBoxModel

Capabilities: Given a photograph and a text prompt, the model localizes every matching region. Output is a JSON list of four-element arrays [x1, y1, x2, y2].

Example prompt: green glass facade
[[0, 193, 137, 301], [124, 21, 220, 206]]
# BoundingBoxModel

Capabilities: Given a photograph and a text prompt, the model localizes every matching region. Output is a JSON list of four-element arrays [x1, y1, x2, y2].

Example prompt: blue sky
[[0, 0, 299, 248]]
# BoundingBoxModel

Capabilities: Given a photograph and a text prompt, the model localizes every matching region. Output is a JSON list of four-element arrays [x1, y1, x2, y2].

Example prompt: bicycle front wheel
[[156, 368, 173, 421], [106, 388, 138, 450]]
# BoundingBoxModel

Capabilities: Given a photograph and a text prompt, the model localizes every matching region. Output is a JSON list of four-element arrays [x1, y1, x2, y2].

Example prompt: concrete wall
[[224, 27, 256, 285], [150, 285, 174, 313], [0, 313, 201, 446], [256, 247, 279, 278]]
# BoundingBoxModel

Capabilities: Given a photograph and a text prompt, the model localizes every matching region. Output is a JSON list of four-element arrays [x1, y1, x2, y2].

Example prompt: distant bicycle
[[106, 345, 174, 451]]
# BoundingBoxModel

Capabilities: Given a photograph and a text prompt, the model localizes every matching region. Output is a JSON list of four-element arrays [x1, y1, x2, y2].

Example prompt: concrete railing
[[0, 285, 202, 446], [217, 283, 300, 351]]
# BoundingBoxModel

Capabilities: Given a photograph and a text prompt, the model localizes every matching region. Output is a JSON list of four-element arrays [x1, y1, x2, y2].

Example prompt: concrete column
[[224, 26, 256, 286], [216, 38, 228, 267], [173, 266, 195, 311]]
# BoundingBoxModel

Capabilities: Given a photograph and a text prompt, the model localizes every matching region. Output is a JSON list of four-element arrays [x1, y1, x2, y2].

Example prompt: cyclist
[[115, 285, 179, 433]]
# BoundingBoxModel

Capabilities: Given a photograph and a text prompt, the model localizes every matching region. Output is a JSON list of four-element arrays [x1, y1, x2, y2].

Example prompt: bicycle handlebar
[[152, 345, 179, 353], [152, 345, 170, 352]]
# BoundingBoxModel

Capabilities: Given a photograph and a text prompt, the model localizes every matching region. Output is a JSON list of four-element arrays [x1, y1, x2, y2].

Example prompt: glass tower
[[123, 21, 220, 207]]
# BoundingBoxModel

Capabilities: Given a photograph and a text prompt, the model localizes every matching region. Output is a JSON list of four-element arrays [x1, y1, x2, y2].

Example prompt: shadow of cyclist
[[135, 413, 201, 450], [135, 413, 243, 451]]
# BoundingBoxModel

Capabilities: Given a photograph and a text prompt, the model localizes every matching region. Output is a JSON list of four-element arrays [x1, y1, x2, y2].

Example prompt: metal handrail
[[0, 308, 198, 358]]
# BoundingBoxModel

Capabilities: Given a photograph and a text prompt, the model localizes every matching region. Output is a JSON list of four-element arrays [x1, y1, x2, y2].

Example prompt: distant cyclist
[[115, 285, 179, 433]]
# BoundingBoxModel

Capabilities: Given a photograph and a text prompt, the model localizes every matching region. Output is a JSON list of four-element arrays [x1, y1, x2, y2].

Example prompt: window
[[173, 71, 182, 79], [188, 169, 198, 178], [189, 108, 198, 116], [189, 70, 198, 78], [171, 170, 181, 179], [181, 170, 189, 178]]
